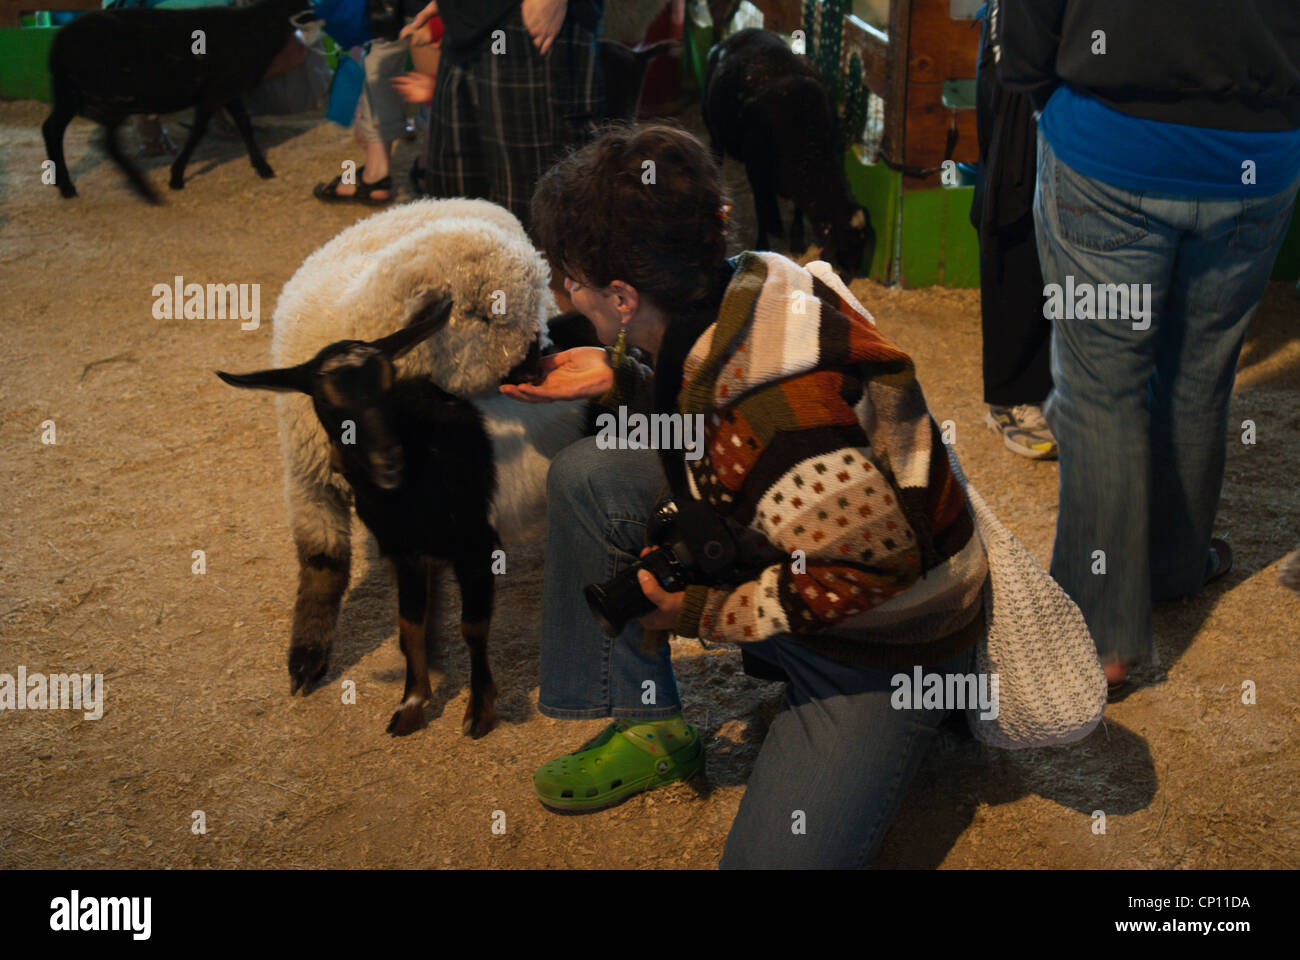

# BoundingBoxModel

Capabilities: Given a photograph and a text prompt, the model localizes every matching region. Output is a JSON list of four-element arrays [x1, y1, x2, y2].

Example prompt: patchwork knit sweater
[[606, 252, 988, 668]]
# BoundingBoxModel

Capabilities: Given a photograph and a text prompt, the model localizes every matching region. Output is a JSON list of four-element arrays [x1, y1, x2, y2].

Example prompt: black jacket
[[997, 0, 1300, 131]]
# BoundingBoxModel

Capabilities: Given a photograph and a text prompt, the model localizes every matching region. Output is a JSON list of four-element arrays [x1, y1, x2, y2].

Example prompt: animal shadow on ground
[[326, 532, 541, 733], [66, 114, 313, 197]]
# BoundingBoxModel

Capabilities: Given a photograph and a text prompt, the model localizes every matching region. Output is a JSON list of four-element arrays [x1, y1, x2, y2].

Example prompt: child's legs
[[538, 438, 682, 720], [719, 640, 975, 869], [354, 35, 410, 149]]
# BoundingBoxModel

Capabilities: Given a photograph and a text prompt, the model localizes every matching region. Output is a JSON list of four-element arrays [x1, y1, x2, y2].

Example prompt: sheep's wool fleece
[[270, 198, 579, 542], [272, 197, 553, 392]]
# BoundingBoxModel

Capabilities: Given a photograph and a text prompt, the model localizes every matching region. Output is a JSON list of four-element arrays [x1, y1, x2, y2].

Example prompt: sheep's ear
[[215, 364, 314, 394], [374, 297, 454, 360]]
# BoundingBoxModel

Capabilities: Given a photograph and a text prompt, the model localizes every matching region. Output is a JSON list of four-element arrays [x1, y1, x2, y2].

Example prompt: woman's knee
[[546, 436, 605, 509]]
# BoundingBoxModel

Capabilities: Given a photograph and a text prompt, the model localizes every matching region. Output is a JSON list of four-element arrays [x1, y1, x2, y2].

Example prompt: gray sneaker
[[985, 404, 1058, 459]]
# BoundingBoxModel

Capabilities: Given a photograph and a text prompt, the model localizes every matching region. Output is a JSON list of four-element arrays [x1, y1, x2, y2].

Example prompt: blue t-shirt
[[1038, 84, 1300, 198]]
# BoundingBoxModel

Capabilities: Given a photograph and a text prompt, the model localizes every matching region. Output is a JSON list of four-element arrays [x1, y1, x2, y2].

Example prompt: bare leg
[[332, 139, 392, 199]]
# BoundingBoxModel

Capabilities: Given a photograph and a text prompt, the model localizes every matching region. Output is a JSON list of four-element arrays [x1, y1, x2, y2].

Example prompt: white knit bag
[[947, 450, 1108, 748]]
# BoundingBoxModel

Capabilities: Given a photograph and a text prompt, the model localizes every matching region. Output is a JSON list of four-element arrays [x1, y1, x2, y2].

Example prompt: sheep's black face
[[822, 207, 873, 278], [311, 344, 406, 492]]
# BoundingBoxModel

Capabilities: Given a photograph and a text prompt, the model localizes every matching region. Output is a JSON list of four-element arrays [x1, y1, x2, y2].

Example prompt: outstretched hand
[[498, 346, 613, 403]]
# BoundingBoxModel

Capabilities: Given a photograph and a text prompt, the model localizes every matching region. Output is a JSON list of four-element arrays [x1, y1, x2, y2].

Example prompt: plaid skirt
[[424, 8, 603, 229]]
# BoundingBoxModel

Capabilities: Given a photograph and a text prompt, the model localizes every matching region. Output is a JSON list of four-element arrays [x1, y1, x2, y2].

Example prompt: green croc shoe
[[534, 717, 704, 812]]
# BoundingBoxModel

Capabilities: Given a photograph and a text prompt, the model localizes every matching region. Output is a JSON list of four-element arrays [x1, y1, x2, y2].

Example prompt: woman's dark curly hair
[[530, 123, 730, 311]]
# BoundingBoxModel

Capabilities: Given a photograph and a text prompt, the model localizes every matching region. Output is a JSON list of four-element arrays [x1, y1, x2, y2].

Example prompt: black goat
[[43, 0, 310, 204], [703, 27, 873, 276], [599, 39, 678, 121], [217, 301, 504, 738]]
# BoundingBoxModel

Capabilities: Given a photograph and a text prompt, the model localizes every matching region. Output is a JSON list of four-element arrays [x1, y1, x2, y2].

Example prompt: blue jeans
[[1032, 132, 1299, 666], [538, 437, 974, 868]]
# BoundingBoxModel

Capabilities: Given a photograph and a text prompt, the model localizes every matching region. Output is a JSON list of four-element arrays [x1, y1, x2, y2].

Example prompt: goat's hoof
[[287, 644, 328, 695], [255, 165, 275, 180], [169, 177, 184, 191], [462, 698, 498, 739], [387, 704, 424, 737], [58, 186, 77, 199]]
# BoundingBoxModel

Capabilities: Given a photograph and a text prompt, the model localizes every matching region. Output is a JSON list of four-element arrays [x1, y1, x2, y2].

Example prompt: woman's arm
[[400, 1, 439, 41], [674, 442, 926, 644]]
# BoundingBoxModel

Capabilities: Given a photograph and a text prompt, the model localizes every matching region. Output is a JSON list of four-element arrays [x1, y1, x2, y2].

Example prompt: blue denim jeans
[[538, 437, 974, 868], [1032, 132, 1299, 666]]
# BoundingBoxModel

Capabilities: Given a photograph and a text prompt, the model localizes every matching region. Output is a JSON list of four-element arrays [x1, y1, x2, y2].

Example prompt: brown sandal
[[313, 165, 393, 206]]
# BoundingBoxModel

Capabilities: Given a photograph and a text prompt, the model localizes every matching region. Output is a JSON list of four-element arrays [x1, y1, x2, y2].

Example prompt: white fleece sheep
[[270, 197, 588, 565]]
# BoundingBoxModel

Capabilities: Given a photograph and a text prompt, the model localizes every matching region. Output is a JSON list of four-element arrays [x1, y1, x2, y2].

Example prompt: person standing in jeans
[[998, 0, 1300, 694]]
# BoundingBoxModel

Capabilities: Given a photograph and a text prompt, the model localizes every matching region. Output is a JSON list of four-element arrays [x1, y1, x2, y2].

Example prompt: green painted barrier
[[900, 185, 979, 288], [0, 26, 57, 101]]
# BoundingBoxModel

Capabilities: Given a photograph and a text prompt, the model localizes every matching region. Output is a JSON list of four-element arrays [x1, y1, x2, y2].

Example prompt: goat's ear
[[215, 364, 314, 394], [373, 296, 454, 360]]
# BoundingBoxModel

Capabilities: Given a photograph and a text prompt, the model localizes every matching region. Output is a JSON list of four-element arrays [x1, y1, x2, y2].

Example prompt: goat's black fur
[[43, 0, 310, 203], [218, 301, 506, 737], [599, 39, 678, 121], [703, 28, 874, 276]]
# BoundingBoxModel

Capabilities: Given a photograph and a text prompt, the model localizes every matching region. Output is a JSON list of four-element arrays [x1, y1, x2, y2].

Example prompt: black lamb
[[43, 0, 310, 204], [218, 300, 505, 738], [703, 27, 873, 276]]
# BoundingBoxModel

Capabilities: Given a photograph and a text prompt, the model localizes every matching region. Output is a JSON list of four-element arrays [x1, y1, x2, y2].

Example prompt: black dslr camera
[[584, 499, 739, 637]]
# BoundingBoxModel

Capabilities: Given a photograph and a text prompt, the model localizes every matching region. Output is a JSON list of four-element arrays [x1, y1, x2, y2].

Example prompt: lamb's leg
[[452, 543, 498, 739], [170, 103, 212, 190], [743, 155, 782, 251], [423, 559, 442, 660], [224, 98, 275, 180], [387, 556, 432, 736], [790, 205, 806, 253], [41, 95, 78, 199], [287, 476, 352, 694], [103, 118, 160, 205]]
